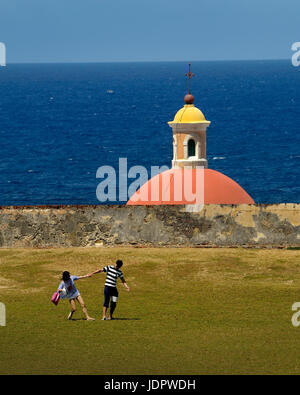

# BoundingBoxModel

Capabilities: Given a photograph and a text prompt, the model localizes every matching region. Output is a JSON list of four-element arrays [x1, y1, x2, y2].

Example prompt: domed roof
[[127, 168, 254, 205], [169, 104, 207, 124]]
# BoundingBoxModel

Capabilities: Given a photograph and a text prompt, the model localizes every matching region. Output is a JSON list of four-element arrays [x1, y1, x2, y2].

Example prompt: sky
[[0, 0, 299, 63]]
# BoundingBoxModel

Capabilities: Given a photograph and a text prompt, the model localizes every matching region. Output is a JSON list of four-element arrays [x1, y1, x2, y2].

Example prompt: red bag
[[51, 292, 60, 306]]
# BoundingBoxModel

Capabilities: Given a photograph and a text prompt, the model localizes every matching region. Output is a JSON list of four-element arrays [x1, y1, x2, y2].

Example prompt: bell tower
[[168, 64, 210, 169]]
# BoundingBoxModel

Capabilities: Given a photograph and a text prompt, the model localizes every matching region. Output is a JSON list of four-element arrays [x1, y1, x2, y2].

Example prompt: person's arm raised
[[89, 268, 104, 276], [76, 274, 92, 280]]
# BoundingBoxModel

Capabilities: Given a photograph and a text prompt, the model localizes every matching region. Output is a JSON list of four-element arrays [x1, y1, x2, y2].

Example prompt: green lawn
[[0, 247, 300, 375]]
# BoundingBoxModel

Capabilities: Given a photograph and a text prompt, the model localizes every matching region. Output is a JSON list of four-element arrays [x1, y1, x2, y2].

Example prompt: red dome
[[126, 168, 254, 205]]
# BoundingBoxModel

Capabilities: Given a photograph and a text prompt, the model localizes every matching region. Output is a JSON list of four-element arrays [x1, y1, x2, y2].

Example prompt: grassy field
[[0, 247, 300, 375]]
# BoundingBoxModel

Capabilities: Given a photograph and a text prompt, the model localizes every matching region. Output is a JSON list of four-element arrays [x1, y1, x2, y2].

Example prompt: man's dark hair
[[116, 260, 123, 268]]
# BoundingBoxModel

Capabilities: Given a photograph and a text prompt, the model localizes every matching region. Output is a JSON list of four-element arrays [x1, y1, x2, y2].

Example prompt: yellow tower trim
[[168, 104, 208, 124]]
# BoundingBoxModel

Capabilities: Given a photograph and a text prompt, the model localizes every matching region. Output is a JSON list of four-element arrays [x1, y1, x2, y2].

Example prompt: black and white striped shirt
[[103, 266, 124, 287]]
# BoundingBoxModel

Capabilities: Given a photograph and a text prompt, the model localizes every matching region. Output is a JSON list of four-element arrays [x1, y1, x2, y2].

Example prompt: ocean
[[0, 60, 299, 205]]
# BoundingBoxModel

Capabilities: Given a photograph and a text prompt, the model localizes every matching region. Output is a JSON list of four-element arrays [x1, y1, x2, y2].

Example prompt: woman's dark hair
[[116, 260, 123, 268], [62, 271, 70, 282]]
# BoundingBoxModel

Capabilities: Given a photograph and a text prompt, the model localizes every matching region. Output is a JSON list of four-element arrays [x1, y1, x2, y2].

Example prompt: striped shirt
[[103, 265, 124, 287]]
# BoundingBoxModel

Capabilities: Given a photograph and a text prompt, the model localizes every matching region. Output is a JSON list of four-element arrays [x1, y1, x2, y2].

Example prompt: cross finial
[[185, 63, 195, 95]]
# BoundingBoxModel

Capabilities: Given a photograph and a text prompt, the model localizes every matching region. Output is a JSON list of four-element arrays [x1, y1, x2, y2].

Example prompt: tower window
[[188, 139, 196, 157]]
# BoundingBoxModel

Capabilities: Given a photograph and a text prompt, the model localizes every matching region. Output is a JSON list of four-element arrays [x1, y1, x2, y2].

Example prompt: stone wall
[[0, 204, 299, 248]]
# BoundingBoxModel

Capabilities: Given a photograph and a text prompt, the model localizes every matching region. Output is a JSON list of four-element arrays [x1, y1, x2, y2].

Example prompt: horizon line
[[4, 57, 290, 65]]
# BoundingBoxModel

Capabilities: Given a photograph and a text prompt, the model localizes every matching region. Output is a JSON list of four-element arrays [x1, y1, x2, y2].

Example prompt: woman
[[57, 271, 95, 321]]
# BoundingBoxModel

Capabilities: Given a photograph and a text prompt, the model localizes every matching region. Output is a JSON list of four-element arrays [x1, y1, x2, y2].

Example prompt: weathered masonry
[[0, 204, 299, 248]]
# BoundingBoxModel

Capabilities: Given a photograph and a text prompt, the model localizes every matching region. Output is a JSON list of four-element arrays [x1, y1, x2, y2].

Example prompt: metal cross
[[185, 63, 195, 94]]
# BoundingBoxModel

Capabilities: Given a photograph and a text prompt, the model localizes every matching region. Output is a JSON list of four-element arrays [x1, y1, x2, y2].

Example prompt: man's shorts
[[103, 286, 119, 307]]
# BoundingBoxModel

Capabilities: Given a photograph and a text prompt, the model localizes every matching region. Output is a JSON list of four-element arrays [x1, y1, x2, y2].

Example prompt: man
[[90, 260, 130, 320]]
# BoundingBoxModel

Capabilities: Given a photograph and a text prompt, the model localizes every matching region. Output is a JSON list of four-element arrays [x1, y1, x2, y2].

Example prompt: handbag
[[51, 291, 60, 306]]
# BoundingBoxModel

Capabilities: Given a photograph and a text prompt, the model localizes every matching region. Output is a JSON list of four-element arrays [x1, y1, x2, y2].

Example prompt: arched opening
[[188, 139, 196, 157]]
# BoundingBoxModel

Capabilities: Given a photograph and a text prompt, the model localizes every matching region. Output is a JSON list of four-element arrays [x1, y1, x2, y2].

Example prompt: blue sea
[[0, 60, 299, 205]]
